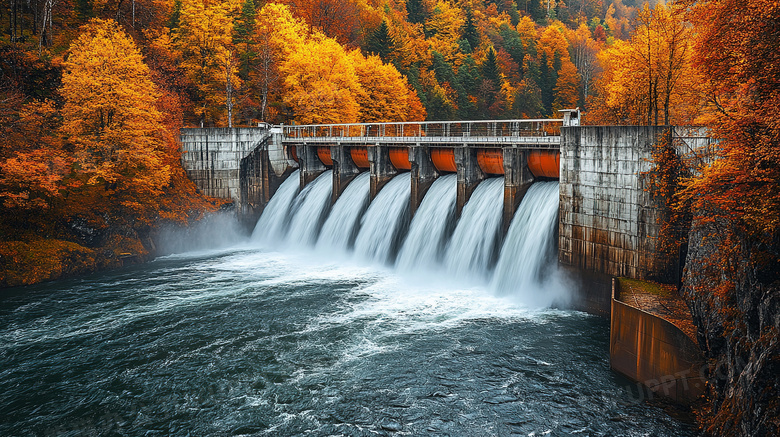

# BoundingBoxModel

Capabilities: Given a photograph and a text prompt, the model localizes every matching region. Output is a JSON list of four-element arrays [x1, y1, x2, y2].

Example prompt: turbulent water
[[0, 174, 697, 436], [492, 181, 569, 308], [0, 249, 694, 436]]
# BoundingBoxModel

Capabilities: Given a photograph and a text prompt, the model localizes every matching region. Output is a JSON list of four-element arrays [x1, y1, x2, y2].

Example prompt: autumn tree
[[351, 52, 422, 122], [281, 35, 363, 124], [552, 59, 580, 110], [282, 0, 360, 44], [588, 3, 701, 125], [426, 0, 465, 64], [252, 3, 308, 122], [60, 19, 172, 214], [662, 2, 780, 435], [173, 0, 240, 126]]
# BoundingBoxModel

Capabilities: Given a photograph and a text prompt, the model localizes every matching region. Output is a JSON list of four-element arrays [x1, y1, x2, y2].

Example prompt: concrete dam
[[180, 117, 715, 404], [180, 117, 712, 299]]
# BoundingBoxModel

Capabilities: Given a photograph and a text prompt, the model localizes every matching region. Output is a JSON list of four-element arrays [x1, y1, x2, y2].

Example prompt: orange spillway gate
[[317, 146, 333, 166], [527, 150, 560, 178], [389, 147, 411, 170], [431, 148, 457, 173], [351, 147, 370, 168], [477, 149, 504, 175], [289, 145, 299, 163]]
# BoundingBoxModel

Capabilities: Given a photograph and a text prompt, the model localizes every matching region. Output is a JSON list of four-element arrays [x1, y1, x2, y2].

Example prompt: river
[[0, 244, 694, 435]]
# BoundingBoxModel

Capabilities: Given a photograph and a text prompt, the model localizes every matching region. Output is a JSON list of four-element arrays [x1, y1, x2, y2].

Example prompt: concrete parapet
[[368, 145, 399, 200], [502, 147, 535, 234], [409, 145, 440, 218], [299, 145, 328, 187], [331, 145, 361, 204], [454, 147, 485, 218], [610, 279, 706, 405]]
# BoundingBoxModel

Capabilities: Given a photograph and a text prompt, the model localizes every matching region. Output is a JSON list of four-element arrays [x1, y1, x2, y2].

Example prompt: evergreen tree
[[425, 87, 455, 120], [366, 20, 394, 62], [431, 51, 456, 85], [407, 0, 425, 25], [498, 24, 524, 68], [456, 55, 481, 95], [462, 8, 480, 50], [233, 0, 256, 46], [481, 47, 501, 87], [537, 51, 559, 116], [512, 78, 544, 118], [76, 0, 94, 20], [167, 0, 182, 29]]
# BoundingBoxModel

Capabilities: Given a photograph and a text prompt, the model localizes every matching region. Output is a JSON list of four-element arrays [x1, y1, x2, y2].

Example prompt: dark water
[[0, 247, 695, 436]]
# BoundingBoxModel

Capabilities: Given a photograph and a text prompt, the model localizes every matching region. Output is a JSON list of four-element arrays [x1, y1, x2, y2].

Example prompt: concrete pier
[[331, 145, 361, 204], [454, 147, 485, 217], [502, 147, 535, 234], [409, 144, 439, 218], [299, 145, 328, 187], [367, 145, 399, 200]]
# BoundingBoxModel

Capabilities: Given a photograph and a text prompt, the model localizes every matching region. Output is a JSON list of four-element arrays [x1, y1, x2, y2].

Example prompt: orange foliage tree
[[281, 35, 363, 124], [589, 3, 702, 125], [672, 1, 780, 434], [351, 52, 425, 122], [61, 18, 172, 218]]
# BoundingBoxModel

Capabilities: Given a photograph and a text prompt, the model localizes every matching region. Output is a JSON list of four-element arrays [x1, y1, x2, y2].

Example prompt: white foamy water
[[396, 174, 457, 273], [316, 172, 370, 253], [286, 170, 333, 247], [252, 170, 301, 243], [353, 173, 411, 264], [443, 177, 505, 281]]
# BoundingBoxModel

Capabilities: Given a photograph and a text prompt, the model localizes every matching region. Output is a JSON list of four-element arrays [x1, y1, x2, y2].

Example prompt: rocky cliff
[[683, 223, 779, 435]]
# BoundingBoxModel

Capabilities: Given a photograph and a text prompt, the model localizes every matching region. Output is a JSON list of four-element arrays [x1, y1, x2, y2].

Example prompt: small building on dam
[[179, 116, 714, 405]]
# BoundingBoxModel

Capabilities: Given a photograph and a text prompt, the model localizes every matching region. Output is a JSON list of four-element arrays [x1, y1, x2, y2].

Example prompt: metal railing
[[281, 119, 563, 144]]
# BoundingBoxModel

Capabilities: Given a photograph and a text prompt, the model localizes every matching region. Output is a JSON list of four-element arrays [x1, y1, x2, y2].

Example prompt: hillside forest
[[0, 1, 779, 435]]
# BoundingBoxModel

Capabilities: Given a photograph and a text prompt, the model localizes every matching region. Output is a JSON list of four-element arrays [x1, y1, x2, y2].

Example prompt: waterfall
[[316, 172, 370, 253], [252, 169, 301, 243], [443, 177, 505, 281], [396, 174, 457, 273], [286, 170, 333, 247], [252, 169, 567, 308], [353, 173, 411, 265], [492, 181, 567, 307]]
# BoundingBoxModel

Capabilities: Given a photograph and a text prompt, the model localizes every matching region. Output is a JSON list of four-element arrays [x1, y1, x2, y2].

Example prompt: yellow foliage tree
[[61, 19, 171, 210], [537, 21, 571, 69], [553, 59, 580, 111], [426, 1, 465, 65], [350, 52, 422, 122], [281, 35, 363, 124], [589, 3, 701, 125], [516, 16, 537, 52], [174, 0, 241, 125], [252, 3, 310, 121]]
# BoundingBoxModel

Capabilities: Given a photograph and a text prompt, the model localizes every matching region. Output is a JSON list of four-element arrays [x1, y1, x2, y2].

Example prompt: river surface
[[0, 245, 695, 436]]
